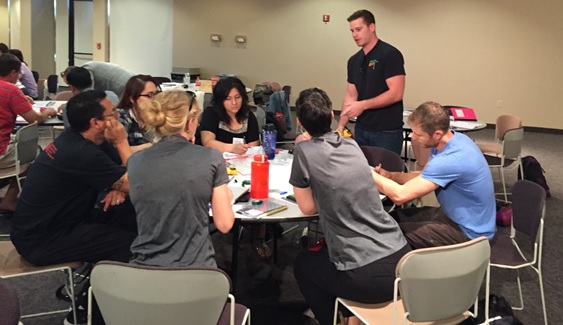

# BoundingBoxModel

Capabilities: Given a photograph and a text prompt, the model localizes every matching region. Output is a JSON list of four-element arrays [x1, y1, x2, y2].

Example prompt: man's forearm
[[111, 173, 129, 192], [113, 141, 133, 166], [389, 171, 420, 185]]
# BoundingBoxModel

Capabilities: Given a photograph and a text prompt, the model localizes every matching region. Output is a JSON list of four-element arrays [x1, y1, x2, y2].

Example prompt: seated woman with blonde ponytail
[[127, 90, 235, 267]]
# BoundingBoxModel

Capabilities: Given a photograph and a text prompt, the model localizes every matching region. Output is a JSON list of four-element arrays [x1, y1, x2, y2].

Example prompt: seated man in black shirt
[[11, 91, 137, 323], [12, 90, 136, 264]]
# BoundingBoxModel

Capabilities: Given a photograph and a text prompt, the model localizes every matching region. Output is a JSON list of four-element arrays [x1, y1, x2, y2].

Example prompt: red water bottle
[[250, 154, 269, 199]]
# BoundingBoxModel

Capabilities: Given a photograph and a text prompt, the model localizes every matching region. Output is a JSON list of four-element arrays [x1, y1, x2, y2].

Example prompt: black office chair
[[31, 70, 39, 83], [46, 74, 58, 98], [153, 76, 171, 85]]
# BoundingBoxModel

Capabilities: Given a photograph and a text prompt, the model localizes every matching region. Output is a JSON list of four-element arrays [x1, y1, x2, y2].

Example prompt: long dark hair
[[117, 75, 161, 111], [211, 77, 250, 125]]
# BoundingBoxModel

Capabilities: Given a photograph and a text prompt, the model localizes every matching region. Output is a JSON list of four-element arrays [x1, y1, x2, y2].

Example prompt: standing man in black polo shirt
[[337, 9, 406, 155]]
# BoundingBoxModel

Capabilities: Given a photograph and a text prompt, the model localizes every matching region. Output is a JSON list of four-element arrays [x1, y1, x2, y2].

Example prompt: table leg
[[231, 220, 240, 290], [273, 231, 278, 264]]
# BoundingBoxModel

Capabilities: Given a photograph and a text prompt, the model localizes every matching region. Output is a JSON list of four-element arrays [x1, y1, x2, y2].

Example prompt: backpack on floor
[[460, 294, 523, 325], [518, 156, 551, 198], [496, 204, 512, 226]]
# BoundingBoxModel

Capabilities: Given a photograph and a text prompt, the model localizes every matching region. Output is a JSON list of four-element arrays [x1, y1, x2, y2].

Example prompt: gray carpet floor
[[1, 126, 562, 325]]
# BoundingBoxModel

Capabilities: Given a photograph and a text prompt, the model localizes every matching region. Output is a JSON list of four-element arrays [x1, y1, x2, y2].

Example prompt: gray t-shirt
[[82, 61, 135, 97], [290, 132, 407, 271], [128, 135, 228, 267]]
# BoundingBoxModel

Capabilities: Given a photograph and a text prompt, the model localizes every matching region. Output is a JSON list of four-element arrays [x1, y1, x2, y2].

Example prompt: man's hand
[[42, 107, 57, 118], [25, 96, 34, 105], [342, 101, 365, 119], [104, 119, 128, 144], [100, 190, 127, 211], [295, 132, 311, 144], [374, 165, 391, 179]]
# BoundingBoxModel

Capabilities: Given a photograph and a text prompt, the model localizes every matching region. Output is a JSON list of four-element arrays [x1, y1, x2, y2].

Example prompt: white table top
[[16, 101, 66, 125], [226, 150, 313, 221], [402, 111, 486, 132]]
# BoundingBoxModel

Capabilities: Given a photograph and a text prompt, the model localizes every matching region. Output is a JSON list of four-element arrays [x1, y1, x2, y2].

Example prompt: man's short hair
[[0, 43, 9, 54], [347, 9, 376, 25], [66, 67, 93, 91], [0, 53, 22, 77], [66, 90, 107, 133], [295, 88, 333, 137], [408, 101, 450, 135]]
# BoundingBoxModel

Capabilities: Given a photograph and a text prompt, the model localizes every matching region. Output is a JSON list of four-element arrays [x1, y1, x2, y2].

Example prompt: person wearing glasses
[[128, 90, 234, 267], [117, 74, 164, 146], [336, 9, 406, 155], [82, 61, 135, 98], [60, 67, 120, 130], [11, 90, 137, 324], [66, 66, 120, 105]]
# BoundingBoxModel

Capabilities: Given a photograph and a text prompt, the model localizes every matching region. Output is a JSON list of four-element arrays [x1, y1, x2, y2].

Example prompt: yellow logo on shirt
[[368, 59, 378, 70]]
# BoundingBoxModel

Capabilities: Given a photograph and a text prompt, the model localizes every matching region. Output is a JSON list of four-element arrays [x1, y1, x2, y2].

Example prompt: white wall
[[74, 0, 93, 66], [109, 0, 173, 77]]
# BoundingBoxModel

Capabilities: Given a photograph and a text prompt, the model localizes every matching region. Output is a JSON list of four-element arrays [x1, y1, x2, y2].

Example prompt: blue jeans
[[354, 127, 403, 155]]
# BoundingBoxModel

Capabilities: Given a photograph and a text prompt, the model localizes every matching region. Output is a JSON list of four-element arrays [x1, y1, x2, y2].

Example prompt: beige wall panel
[[0, 0, 8, 44], [31, 0, 55, 78], [172, 0, 563, 129]]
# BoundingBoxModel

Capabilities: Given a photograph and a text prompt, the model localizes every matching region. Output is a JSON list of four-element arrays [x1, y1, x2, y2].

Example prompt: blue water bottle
[[262, 123, 277, 160]]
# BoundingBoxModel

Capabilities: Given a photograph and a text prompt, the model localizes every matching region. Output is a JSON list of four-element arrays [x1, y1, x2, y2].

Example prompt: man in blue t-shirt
[[372, 101, 496, 248]]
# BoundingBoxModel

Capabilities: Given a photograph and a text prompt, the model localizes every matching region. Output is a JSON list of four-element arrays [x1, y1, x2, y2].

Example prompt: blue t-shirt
[[421, 132, 496, 240]]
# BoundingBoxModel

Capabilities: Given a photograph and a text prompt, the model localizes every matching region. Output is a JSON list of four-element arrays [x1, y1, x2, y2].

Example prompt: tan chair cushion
[[339, 298, 469, 325], [477, 142, 502, 155], [0, 241, 82, 277]]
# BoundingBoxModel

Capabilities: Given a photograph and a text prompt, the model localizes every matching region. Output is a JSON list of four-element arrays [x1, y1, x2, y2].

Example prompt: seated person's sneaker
[[63, 307, 87, 325]]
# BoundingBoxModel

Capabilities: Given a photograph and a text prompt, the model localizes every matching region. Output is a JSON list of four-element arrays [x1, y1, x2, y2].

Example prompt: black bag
[[265, 112, 287, 141], [518, 156, 551, 198], [460, 294, 523, 325]]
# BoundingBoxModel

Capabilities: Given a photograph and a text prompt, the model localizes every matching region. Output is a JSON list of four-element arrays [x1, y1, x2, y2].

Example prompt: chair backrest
[[153, 76, 171, 84], [396, 237, 490, 323], [47, 74, 58, 94], [54, 90, 74, 101], [15, 122, 39, 165], [31, 70, 39, 83], [496, 115, 522, 141], [501, 127, 523, 160], [0, 277, 21, 325], [37, 78, 46, 100], [410, 139, 431, 170], [360, 145, 405, 172], [255, 104, 267, 132], [91, 261, 232, 325], [511, 180, 546, 242]]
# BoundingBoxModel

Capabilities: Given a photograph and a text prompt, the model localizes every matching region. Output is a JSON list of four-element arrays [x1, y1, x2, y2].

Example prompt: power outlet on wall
[[496, 100, 503, 108]]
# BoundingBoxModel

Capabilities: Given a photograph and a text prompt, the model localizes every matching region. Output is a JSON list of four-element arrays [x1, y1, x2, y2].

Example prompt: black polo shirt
[[347, 39, 405, 131]]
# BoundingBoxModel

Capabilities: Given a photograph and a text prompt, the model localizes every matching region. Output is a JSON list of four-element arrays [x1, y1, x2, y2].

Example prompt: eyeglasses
[[139, 91, 160, 99], [98, 108, 119, 119]]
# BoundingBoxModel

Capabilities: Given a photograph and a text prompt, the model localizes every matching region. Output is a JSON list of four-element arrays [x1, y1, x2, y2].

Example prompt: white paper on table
[[450, 121, 485, 130]]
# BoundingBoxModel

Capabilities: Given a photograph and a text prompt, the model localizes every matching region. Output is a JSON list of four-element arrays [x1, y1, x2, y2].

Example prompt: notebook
[[450, 107, 477, 121], [237, 199, 288, 218]]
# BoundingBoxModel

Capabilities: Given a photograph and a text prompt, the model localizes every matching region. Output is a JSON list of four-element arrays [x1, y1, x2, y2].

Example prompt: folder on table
[[450, 107, 477, 121]]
